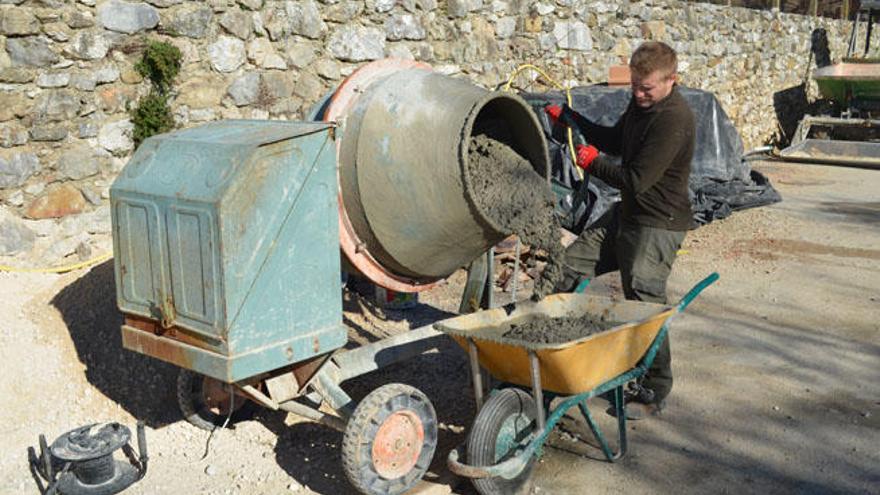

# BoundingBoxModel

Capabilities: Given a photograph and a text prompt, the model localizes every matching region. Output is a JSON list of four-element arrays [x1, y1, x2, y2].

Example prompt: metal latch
[[158, 294, 176, 330]]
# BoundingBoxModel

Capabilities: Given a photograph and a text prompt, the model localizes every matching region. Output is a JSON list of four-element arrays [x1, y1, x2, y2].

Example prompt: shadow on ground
[[818, 200, 880, 226], [50, 260, 180, 428]]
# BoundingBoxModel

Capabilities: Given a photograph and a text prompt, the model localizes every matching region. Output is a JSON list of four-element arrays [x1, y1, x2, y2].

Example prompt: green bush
[[131, 92, 174, 147], [134, 40, 182, 94], [131, 40, 182, 148]]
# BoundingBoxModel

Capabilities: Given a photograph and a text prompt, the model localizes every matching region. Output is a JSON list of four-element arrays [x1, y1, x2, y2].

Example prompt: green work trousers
[[556, 207, 686, 403]]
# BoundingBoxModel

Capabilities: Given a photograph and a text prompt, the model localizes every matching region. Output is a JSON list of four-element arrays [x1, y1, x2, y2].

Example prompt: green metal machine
[[112, 120, 346, 382], [781, 0, 880, 168]]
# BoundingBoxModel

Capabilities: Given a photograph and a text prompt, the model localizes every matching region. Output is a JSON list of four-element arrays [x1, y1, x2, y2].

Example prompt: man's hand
[[575, 144, 599, 171], [544, 104, 563, 125]]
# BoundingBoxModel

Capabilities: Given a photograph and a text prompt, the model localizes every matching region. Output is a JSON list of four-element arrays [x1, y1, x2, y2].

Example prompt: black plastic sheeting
[[522, 85, 782, 232]]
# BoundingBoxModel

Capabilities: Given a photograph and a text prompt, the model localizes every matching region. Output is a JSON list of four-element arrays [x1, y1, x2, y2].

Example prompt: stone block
[[98, 0, 160, 34], [25, 183, 87, 219], [208, 36, 245, 72], [96, 84, 137, 113], [162, 4, 213, 38], [0, 93, 29, 121], [0, 151, 40, 188], [292, 71, 324, 103], [286, 42, 317, 69], [0, 68, 34, 83], [97, 119, 134, 155], [6, 37, 60, 67], [177, 72, 226, 108], [66, 10, 95, 29], [0, 7, 40, 35], [286, 0, 326, 40], [0, 209, 35, 255], [30, 126, 68, 141], [56, 146, 102, 180], [328, 25, 385, 62], [227, 72, 260, 106], [385, 14, 426, 41], [325, 1, 364, 23], [259, 71, 294, 102], [641, 20, 666, 40], [33, 90, 81, 124], [553, 21, 592, 51], [36, 71, 71, 88], [43, 22, 72, 42], [65, 31, 111, 60], [219, 8, 252, 39], [0, 124, 28, 147], [247, 38, 286, 69]]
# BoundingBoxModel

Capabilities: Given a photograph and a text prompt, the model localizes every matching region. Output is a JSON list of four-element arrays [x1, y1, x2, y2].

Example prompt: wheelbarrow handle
[[676, 272, 719, 313]]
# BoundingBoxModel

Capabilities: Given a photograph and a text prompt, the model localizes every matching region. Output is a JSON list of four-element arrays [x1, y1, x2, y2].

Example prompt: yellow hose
[[502, 64, 583, 180], [0, 251, 112, 274]]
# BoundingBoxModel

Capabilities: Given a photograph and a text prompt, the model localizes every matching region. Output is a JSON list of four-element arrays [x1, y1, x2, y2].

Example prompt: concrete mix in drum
[[466, 134, 564, 300]]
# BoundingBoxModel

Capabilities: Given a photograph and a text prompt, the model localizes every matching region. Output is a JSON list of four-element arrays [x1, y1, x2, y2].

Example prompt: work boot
[[606, 400, 665, 420], [605, 383, 664, 420]]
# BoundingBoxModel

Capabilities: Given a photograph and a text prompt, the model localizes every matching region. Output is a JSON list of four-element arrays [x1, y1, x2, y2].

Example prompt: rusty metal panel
[[112, 198, 165, 320], [166, 203, 220, 337]]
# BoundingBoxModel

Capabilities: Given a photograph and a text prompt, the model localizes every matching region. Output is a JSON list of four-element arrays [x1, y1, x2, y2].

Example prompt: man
[[545, 41, 695, 419]]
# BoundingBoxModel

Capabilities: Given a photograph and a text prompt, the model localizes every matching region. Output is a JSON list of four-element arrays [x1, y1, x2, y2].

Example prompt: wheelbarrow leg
[[577, 385, 627, 462], [528, 351, 546, 431], [467, 338, 484, 412]]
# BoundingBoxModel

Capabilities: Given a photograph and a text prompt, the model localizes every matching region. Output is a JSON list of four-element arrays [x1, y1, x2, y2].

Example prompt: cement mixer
[[109, 59, 549, 495]]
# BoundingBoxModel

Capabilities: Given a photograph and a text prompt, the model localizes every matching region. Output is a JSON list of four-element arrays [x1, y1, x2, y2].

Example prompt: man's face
[[631, 70, 675, 109]]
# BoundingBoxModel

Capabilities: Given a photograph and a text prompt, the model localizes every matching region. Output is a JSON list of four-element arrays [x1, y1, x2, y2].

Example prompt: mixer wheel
[[341, 383, 437, 495], [467, 387, 538, 495], [176, 369, 256, 431]]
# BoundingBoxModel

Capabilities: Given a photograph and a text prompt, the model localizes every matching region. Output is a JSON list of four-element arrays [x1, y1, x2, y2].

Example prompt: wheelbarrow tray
[[435, 294, 674, 395]]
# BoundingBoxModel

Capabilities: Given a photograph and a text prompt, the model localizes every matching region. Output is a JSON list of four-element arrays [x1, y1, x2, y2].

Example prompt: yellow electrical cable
[[502, 64, 583, 180], [0, 251, 112, 274]]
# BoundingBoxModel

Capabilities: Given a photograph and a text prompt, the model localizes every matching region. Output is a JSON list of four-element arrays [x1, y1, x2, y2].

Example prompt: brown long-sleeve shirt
[[567, 86, 695, 231]]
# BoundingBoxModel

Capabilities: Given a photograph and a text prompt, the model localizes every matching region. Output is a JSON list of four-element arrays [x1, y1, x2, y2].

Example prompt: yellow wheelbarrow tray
[[435, 273, 719, 488]]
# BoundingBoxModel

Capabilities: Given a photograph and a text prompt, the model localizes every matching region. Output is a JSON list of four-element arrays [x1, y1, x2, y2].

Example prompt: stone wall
[[0, 0, 852, 265]]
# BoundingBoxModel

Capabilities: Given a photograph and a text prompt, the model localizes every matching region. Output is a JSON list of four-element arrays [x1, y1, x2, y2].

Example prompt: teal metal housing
[[110, 120, 347, 383]]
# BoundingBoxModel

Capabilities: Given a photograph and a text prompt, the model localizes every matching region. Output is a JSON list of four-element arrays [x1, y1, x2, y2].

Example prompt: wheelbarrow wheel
[[468, 387, 538, 495], [341, 383, 438, 495], [176, 369, 257, 431]]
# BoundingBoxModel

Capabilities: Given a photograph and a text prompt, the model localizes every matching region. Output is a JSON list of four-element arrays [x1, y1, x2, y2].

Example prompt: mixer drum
[[324, 59, 550, 292]]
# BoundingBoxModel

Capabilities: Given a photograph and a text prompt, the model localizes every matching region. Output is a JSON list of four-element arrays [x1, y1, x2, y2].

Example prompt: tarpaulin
[[523, 85, 782, 232]]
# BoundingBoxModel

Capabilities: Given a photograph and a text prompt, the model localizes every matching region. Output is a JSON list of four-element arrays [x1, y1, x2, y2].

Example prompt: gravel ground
[[0, 160, 877, 495]]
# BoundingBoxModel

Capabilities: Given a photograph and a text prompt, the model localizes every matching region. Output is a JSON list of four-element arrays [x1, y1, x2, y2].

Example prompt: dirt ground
[[0, 160, 877, 495]]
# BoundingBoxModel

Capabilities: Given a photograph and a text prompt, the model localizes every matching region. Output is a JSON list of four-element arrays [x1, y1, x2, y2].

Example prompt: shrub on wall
[[131, 40, 182, 147]]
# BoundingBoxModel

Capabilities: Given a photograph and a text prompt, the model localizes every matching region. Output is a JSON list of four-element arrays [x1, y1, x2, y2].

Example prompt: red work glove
[[575, 144, 599, 171], [544, 104, 563, 125]]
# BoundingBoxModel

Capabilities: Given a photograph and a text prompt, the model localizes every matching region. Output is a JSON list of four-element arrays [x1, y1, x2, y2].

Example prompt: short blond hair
[[629, 41, 677, 79]]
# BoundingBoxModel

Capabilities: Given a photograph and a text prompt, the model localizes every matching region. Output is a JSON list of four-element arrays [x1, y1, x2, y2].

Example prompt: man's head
[[629, 41, 678, 109]]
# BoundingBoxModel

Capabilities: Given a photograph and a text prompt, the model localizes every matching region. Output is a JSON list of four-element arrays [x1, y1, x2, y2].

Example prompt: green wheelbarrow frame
[[444, 272, 719, 480]]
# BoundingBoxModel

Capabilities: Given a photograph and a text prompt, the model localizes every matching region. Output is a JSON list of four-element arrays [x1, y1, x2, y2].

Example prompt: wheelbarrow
[[434, 273, 719, 495]]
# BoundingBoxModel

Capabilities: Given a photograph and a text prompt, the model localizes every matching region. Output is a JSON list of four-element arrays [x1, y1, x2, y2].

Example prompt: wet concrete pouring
[[466, 134, 564, 300], [502, 313, 621, 344]]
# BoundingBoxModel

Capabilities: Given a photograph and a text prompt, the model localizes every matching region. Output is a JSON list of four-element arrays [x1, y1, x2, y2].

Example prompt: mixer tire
[[176, 369, 256, 431], [467, 387, 538, 495], [341, 383, 437, 495]]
